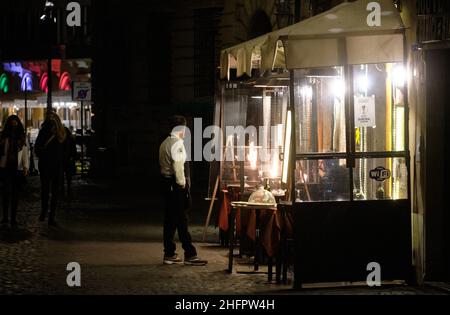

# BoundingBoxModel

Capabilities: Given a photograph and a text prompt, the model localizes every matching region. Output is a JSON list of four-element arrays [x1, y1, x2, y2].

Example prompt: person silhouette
[[0, 115, 29, 227], [35, 112, 67, 227]]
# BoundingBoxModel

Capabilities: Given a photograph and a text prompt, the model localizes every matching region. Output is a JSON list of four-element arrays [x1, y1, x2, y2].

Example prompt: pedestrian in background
[[0, 115, 29, 227], [35, 112, 66, 226]]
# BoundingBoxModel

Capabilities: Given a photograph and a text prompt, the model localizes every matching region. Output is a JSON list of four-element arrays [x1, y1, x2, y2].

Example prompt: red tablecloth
[[219, 191, 293, 258], [218, 190, 242, 234], [246, 209, 279, 257], [218, 190, 231, 231]]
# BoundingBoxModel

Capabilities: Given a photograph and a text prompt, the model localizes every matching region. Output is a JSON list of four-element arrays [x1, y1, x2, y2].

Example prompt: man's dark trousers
[[161, 176, 197, 259]]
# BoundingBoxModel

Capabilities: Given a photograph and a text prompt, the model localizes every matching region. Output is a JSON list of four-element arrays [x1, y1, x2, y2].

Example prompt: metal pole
[[289, 69, 302, 289], [24, 84, 28, 130], [345, 64, 355, 202], [288, 70, 297, 204], [81, 100, 85, 177], [47, 58, 52, 112], [403, 35, 412, 210]]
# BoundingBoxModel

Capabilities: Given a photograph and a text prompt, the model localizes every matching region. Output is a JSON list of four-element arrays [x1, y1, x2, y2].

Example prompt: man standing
[[159, 116, 207, 266]]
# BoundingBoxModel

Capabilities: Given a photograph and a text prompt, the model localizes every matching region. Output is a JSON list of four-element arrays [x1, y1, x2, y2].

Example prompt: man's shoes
[[163, 254, 183, 265], [184, 256, 208, 266], [0, 218, 8, 225]]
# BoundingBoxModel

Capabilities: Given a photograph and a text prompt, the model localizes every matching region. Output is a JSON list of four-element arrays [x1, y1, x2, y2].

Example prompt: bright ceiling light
[[332, 79, 345, 97], [392, 65, 406, 87], [357, 75, 369, 93]]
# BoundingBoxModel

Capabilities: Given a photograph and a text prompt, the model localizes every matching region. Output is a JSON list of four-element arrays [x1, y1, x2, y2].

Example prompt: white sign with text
[[355, 96, 376, 128]]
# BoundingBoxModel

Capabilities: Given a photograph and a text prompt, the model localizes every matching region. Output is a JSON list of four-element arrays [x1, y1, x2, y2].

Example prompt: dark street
[[0, 177, 448, 295]]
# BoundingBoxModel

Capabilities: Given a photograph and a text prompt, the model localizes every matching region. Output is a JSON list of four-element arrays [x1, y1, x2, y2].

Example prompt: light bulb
[[357, 75, 369, 93], [392, 65, 406, 87], [332, 79, 345, 97]]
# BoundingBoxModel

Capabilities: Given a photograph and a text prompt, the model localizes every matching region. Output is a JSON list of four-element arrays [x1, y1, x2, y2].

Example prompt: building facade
[[401, 0, 450, 282]]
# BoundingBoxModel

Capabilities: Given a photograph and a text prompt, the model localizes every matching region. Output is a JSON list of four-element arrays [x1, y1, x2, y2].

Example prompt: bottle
[[376, 185, 386, 200], [295, 189, 302, 203], [264, 178, 271, 192]]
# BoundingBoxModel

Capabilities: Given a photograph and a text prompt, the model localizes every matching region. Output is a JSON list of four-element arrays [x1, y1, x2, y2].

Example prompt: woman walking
[[35, 112, 66, 226], [0, 115, 29, 227]]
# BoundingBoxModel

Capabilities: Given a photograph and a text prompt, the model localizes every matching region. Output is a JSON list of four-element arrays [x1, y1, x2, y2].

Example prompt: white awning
[[220, 0, 404, 79]]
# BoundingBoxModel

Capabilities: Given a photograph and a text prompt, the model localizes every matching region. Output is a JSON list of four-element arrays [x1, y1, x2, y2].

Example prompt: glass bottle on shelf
[[376, 184, 386, 200], [264, 178, 271, 192], [295, 189, 302, 203]]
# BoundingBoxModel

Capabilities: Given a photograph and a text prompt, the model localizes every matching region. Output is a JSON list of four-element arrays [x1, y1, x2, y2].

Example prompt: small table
[[229, 202, 277, 275]]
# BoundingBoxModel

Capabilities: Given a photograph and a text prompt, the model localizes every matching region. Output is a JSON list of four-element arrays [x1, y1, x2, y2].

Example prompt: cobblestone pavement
[[0, 196, 49, 295], [1, 177, 449, 295]]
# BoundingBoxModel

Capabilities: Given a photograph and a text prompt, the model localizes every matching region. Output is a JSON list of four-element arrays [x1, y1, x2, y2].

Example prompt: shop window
[[352, 63, 406, 153], [219, 74, 290, 197], [293, 63, 409, 203], [293, 67, 347, 154], [354, 158, 408, 201], [294, 159, 350, 202]]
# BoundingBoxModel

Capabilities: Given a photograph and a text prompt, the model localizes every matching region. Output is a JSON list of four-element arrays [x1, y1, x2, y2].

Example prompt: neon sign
[[40, 72, 49, 93], [0, 73, 9, 94], [59, 72, 71, 91], [21, 72, 33, 92]]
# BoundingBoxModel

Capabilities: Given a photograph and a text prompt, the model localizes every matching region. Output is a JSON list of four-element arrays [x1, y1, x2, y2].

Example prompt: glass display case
[[292, 63, 409, 202], [216, 63, 408, 203], [218, 72, 290, 199]]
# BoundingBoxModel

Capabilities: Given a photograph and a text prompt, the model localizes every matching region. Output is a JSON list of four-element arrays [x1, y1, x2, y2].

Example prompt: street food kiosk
[[215, 0, 413, 287]]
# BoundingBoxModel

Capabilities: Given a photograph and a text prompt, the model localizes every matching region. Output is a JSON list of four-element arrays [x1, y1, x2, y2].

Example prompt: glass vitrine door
[[292, 63, 410, 203], [219, 75, 290, 197], [291, 63, 413, 286]]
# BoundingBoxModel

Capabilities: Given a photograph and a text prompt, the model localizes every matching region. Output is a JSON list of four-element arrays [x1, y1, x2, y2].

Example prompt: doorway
[[424, 47, 450, 281]]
